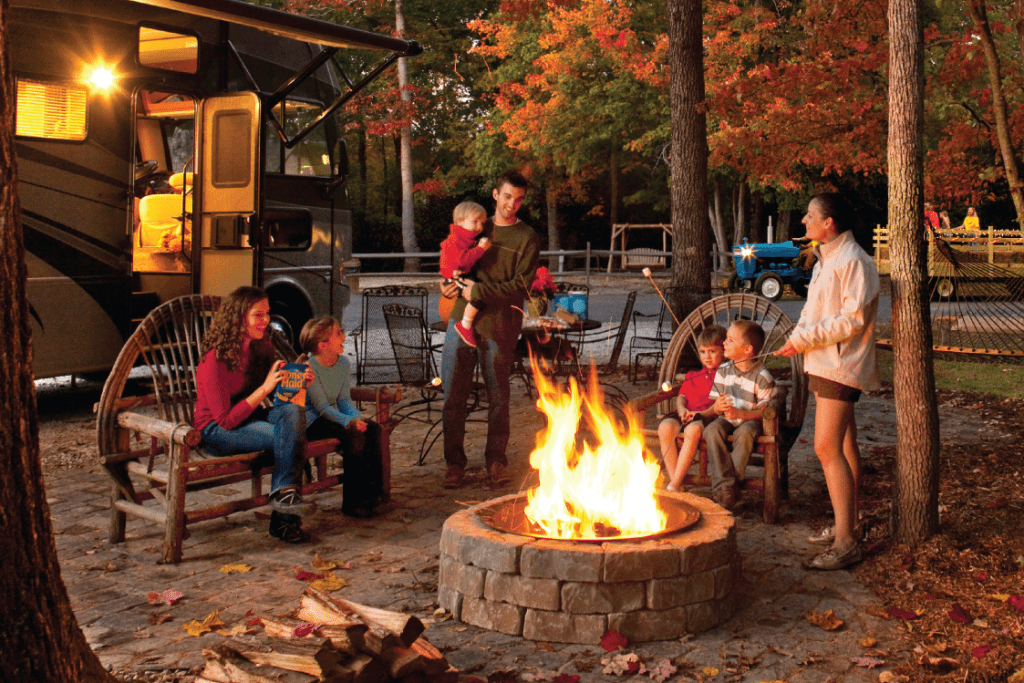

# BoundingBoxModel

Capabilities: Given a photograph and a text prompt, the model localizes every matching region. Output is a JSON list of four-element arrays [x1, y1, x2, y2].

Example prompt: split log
[[260, 614, 360, 652], [199, 648, 317, 683], [303, 587, 423, 651], [220, 636, 344, 679], [379, 637, 450, 679], [348, 652, 389, 683]]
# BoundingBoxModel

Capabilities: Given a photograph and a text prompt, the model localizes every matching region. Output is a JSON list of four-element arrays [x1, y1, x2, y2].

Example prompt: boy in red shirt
[[440, 201, 491, 347], [657, 325, 727, 491]]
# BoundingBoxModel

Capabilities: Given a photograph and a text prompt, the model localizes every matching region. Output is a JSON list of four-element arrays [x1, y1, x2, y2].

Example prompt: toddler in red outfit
[[657, 324, 727, 491], [439, 201, 491, 347]]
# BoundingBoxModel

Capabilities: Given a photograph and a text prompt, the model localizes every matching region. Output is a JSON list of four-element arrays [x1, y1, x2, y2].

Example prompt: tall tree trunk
[[668, 0, 710, 316], [0, 3, 117, 679], [707, 180, 729, 254], [357, 126, 367, 216], [609, 144, 618, 242], [969, 0, 1024, 231], [1013, 0, 1024, 55], [396, 0, 419, 272], [731, 182, 747, 245], [751, 189, 764, 243], [546, 186, 560, 270], [777, 208, 792, 242], [888, 0, 940, 545]]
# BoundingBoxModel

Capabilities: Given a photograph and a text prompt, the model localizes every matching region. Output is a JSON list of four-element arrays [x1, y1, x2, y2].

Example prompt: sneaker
[[444, 466, 465, 489], [488, 461, 512, 487], [807, 521, 866, 546], [269, 488, 316, 516], [804, 544, 862, 570], [455, 322, 477, 348], [712, 484, 739, 510], [269, 511, 310, 544]]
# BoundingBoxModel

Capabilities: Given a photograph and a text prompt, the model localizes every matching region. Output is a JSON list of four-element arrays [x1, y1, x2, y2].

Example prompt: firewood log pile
[[197, 587, 456, 683]]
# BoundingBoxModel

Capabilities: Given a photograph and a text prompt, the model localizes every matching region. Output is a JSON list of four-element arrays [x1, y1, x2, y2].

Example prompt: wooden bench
[[95, 295, 400, 563], [630, 294, 808, 523], [622, 247, 666, 270]]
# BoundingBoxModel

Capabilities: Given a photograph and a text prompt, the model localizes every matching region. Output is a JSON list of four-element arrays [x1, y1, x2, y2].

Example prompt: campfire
[[483, 368, 698, 541]]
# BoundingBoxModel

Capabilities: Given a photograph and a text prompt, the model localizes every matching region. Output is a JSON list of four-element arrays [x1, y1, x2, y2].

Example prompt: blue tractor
[[729, 238, 814, 301]]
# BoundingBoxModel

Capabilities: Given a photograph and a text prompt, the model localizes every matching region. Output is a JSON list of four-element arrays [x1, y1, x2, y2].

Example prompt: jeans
[[307, 418, 385, 512], [199, 403, 306, 495], [703, 416, 762, 491], [441, 319, 512, 469]]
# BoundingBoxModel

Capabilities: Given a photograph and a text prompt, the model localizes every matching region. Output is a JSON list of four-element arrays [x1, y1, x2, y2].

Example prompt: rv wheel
[[269, 315, 296, 349]]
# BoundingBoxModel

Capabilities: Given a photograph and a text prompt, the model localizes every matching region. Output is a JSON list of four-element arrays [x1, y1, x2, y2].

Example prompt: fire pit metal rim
[[478, 492, 701, 542]]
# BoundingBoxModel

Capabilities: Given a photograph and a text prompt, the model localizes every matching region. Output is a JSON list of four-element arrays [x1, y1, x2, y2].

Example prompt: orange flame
[[525, 365, 666, 539]]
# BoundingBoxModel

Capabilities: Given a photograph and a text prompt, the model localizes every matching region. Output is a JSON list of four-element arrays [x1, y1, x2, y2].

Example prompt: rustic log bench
[[95, 295, 400, 563], [630, 294, 808, 523]]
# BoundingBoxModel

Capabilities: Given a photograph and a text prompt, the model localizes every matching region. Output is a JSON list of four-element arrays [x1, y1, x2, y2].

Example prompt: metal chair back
[[353, 285, 428, 384], [382, 302, 436, 386]]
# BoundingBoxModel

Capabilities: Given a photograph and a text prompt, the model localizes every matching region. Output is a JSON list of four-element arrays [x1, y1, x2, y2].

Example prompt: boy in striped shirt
[[705, 319, 775, 509]]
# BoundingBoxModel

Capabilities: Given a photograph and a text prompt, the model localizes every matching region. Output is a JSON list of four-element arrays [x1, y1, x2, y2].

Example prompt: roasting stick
[[641, 267, 682, 327]]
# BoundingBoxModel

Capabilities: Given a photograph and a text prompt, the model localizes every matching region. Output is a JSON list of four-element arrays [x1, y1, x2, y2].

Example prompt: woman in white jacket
[[776, 193, 880, 571]]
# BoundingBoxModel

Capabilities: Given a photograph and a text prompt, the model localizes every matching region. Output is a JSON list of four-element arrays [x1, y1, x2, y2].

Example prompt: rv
[[10, 0, 420, 378]]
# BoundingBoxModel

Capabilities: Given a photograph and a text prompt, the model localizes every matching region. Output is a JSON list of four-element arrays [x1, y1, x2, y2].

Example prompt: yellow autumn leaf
[[990, 593, 1011, 601], [311, 555, 338, 571], [217, 624, 249, 637], [183, 610, 224, 637], [219, 563, 252, 574], [1008, 669, 1024, 682], [859, 636, 878, 648], [703, 667, 719, 676], [806, 609, 845, 631], [309, 573, 348, 592]]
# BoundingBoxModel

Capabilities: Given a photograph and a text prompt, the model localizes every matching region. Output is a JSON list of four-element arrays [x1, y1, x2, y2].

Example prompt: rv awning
[[128, 0, 422, 55]]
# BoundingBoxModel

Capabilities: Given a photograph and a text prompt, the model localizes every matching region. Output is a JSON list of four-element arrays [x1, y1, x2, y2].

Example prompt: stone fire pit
[[438, 492, 739, 644]]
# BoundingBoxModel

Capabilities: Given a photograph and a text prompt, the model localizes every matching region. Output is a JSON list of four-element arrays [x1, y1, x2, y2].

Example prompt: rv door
[[196, 92, 260, 296]]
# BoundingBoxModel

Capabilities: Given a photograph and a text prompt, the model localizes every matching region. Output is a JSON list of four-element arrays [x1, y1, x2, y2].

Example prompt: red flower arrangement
[[530, 267, 556, 296]]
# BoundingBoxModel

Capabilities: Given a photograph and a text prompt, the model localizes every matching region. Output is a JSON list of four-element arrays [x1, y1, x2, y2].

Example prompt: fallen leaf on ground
[[702, 666, 719, 676], [888, 607, 921, 620], [311, 555, 338, 571], [647, 659, 676, 683], [918, 653, 960, 672], [521, 673, 556, 682], [972, 645, 994, 658], [293, 622, 317, 637], [218, 563, 252, 574], [147, 613, 173, 625], [218, 624, 250, 637], [1008, 595, 1024, 613], [147, 589, 183, 606], [602, 653, 644, 676], [554, 675, 579, 683], [806, 609, 844, 631], [947, 603, 973, 624], [859, 636, 878, 648], [309, 573, 347, 592], [878, 673, 910, 682], [245, 617, 263, 627], [599, 630, 628, 652], [851, 657, 885, 669], [294, 569, 327, 582], [183, 611, 224, 637]]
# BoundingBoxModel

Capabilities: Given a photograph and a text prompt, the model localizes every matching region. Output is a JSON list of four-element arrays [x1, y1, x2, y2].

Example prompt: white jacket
[[788, 230, 880, 391]]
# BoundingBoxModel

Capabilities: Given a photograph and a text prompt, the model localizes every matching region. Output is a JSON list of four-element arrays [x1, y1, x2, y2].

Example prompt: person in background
[[439, 201, 491, 347], [298, 316, 391, 519], [704, 320, 776, 511], [776, 192, 880, 571], [658, 325, 727, 492], [439, 170, 540, 490], [193, 286, 315, 544]]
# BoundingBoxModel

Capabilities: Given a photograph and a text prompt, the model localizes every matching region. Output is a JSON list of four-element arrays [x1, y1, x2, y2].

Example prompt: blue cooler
[[553, 292, 588, 320]]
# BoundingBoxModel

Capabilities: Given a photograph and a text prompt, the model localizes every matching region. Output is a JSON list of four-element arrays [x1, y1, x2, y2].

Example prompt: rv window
[[265, 210, 313, 250], [138, 26, 199, 75], [266, 101, 331, 177], [15, 79, 88, 141]]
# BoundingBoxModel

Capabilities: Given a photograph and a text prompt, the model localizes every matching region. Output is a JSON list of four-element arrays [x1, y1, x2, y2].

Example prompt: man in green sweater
[[439, 171, 540, 489]]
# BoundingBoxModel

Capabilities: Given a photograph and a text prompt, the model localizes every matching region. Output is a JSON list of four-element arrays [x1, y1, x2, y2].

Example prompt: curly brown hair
[[202, 286, 269, 372]]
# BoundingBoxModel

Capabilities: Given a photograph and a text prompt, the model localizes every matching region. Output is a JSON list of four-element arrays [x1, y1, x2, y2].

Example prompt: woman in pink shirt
[[194, 286, 314, 543]]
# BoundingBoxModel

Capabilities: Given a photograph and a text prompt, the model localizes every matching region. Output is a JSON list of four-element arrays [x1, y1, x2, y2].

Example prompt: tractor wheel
[[755, 272, 784, 302]]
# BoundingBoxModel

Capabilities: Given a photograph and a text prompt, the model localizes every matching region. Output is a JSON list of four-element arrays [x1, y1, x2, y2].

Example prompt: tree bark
[[0, 2, 117, 679], [395, 0, 419, 272], [546, 185, 560, 270], [707, 180, 729, 257], [731, 182, 747, 246], [609, 145, 618, 244], [969, 0, 1024, 231], [668, 0, 710, 314], [888, 0, 941, 545], [357, 126, 367, 216]]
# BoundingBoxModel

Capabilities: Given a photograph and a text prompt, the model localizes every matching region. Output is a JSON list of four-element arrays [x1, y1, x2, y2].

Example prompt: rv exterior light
[[88, 67, 116, 91]]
